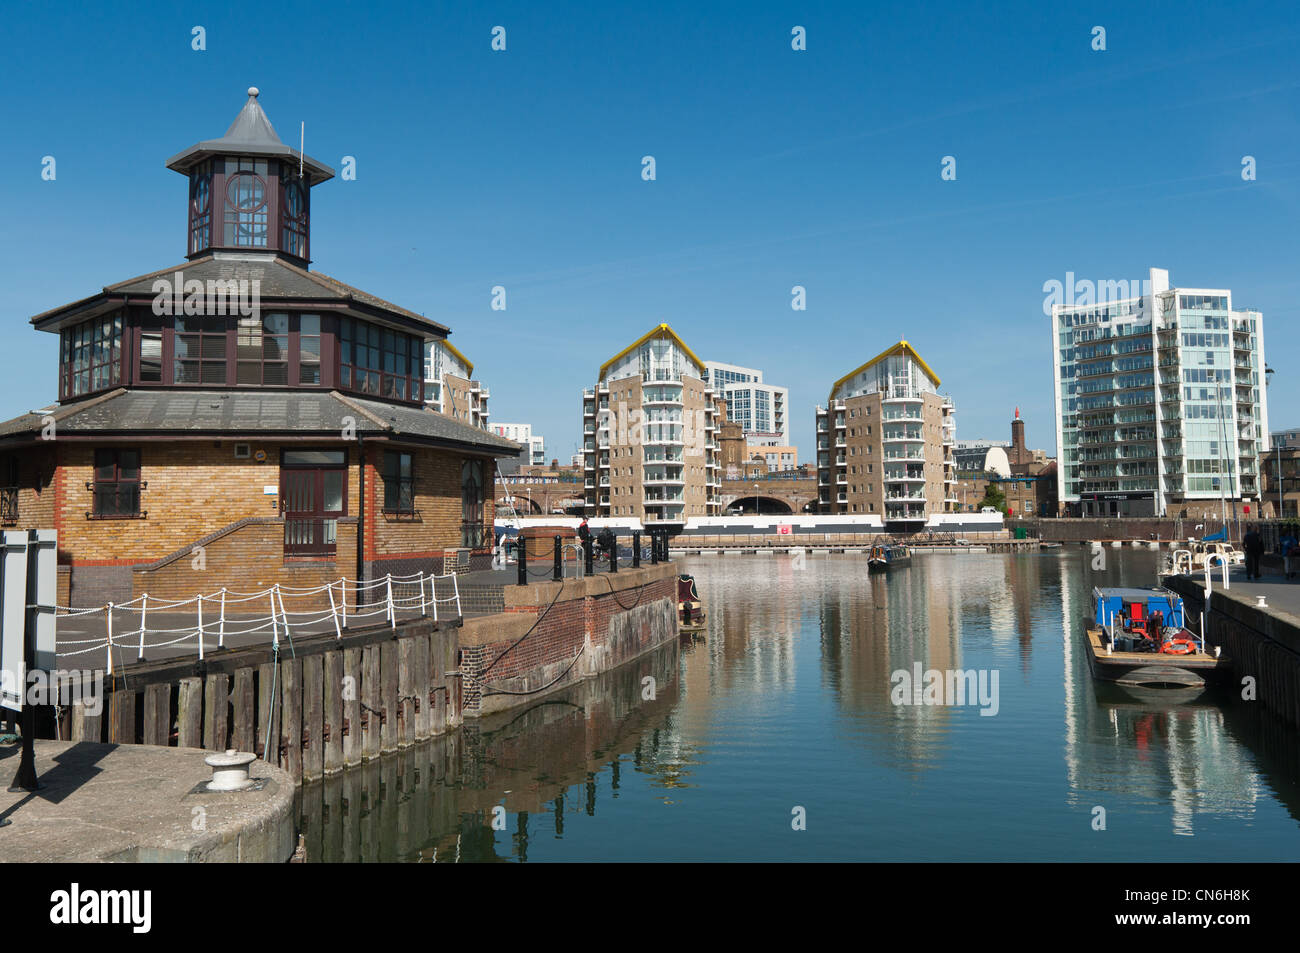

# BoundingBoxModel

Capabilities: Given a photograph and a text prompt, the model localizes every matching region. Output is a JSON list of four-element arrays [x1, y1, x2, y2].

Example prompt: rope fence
[[47, 572, 462, 672]]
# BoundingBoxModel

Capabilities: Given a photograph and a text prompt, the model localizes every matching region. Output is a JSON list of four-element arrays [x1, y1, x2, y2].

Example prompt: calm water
[[299, 549, 1300, 861]]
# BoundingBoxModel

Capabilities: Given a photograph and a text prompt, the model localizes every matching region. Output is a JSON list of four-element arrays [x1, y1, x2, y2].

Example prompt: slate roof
[[164, 87, 334, 181], [0, 389, 520, 456], [31, 255, 449, 335]]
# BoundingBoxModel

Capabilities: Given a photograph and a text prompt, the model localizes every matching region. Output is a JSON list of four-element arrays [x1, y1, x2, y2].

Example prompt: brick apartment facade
[[814, 341, 958, 528], [582, 324, 724, 523], [0, 88, 518, 607]]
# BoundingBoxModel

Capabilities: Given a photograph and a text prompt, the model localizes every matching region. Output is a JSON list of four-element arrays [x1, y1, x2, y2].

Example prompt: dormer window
[[223, 158, 270, 247]]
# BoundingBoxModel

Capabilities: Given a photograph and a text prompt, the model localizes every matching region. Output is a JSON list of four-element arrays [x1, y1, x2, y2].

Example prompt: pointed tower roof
[[166, 87, 335, 182]]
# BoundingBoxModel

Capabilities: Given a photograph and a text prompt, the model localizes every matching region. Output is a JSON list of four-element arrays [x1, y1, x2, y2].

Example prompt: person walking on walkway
[[1243, 524, 1264, 580], [1282, 528, 1298, 580]]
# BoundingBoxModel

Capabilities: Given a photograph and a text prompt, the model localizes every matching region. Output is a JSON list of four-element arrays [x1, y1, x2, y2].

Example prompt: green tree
[[977, 482, 1007, 515]]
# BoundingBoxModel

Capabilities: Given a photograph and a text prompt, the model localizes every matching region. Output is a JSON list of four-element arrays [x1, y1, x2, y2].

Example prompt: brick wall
[[459, 565, 678, 716], [55, 441, 360, 563], [131, 517, 359, 607], [1, 444, 56, 530]]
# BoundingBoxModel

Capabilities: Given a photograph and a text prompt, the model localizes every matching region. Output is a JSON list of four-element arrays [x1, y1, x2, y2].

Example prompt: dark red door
[[282, 456, 346, 556]]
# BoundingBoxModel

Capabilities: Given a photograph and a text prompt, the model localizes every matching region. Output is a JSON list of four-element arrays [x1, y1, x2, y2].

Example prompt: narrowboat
[[1084, 586, 1230, 690], [677, 573, 707, 634], [868, 544, 911, 573]]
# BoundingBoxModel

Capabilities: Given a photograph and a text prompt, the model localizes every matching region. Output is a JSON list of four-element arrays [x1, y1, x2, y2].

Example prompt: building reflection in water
[[296, 549, 1300, 860]]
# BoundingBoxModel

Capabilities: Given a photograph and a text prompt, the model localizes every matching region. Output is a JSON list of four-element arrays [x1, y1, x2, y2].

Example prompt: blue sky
[[3, 0, 1298, 459]]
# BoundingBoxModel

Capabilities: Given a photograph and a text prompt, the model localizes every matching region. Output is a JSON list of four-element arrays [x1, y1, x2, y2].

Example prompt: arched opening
[[497, 494, 542, 515], [724, 495, 794, 515]]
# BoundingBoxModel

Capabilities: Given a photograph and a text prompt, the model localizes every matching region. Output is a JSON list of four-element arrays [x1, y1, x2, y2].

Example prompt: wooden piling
[[232, 667, 256, 753], [203, 673, 229, 751], [257, 662, 280, 762], [70, 697, 102, 743], [380, 640, 399, 753], [280, 658, 303, 781], [414, 632, 431, 741], [177, 677, 203, 748], [303, 654, 324, 781], [109, 688, 137, 745], [362, 645, 380, 760], [398, 637, 415, 748], [142, 683, 170, 746], [343, 647, 362, 767], [323, 650, 344, 774]]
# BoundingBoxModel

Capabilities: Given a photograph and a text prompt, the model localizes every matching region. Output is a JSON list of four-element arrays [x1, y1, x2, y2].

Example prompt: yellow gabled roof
[[828, 340, 940, 400], [597, 323, 705, 382], [439, 338, 474, 377]]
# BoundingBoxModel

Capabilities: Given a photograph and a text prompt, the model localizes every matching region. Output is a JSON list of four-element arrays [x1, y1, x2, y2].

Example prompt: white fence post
[[106, 602, 115, 674], [385, 573, 395, 629], [270, 586, 279, 651], [218, 588, 227, 648], [452, 572, 461, 619], [328, 582, 343, 639], [197, 594, 205, 661], [419, 571, 426, 616], [137, 593, 148, 661], [339, 577, 347, 627], [276, 585, 290, 644]]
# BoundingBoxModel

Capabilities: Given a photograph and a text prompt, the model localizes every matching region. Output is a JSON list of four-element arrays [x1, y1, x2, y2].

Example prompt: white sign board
[[1, 530, 58, 712]]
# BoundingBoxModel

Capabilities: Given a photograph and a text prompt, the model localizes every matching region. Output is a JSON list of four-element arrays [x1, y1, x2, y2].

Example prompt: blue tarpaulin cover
[[1201, 528, 1227, 542]]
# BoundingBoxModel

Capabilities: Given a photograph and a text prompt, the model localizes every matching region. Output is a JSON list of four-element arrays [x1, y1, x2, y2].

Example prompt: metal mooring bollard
[[205, 749, 258, 792]]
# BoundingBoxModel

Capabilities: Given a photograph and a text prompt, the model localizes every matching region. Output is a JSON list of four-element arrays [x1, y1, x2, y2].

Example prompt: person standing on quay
[[1243, 524, 1264, 580], [1281, 527, 1298, 580]]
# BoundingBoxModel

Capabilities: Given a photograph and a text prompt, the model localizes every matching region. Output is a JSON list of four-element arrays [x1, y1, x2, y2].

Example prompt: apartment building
[[493, 423, 545, 465], [425, 339, 490, 429], [703, 361, 791, 449], [814, 341, 957, 526], [1052, 268, 1269, 517], [583, 324, 724, 523]]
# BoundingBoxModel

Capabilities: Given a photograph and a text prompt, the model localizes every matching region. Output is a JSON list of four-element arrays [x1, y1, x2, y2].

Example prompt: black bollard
[[584, 538, 594, 576], [632, 531, 641, 568], [609, 533, 618, 573], [516, 533, 527, 586], [553, 534, 562, 581]]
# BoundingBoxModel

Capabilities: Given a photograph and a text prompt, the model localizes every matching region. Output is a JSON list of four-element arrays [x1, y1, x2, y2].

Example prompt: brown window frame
[[90, 448, 145, 519], [60, 312, 123, 400], [382, 450, 415, 514]]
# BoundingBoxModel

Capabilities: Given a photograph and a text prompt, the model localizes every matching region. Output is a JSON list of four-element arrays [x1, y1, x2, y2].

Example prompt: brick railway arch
[[722, 495, 795, 515], [497, 494, 543, 515]]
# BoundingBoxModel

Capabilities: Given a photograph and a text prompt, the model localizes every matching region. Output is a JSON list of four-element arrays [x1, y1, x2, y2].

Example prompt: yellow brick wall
[[57, 441, 360, 563]]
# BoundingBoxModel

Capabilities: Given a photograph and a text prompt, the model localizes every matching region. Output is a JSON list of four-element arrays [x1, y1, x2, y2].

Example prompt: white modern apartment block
[[1051, 267, 1269, 517], [493, 423, 546, 465], [425, 339, 489, 429], [703, 361, 790, 447]]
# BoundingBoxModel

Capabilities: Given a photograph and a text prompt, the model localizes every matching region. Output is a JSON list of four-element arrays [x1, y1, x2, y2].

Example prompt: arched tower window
[[223, 158, 270, 247]]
